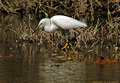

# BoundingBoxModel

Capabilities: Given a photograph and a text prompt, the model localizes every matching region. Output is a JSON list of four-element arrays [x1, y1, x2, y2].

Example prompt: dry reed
[[0, 0, 119, 53]]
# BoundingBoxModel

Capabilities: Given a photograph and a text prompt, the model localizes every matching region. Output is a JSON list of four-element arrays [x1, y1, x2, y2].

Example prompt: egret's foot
[[61, 40, 72, 50], [61, 42, 68, 50], [69, 43, 72, 47], [62, 51, 67, 56]]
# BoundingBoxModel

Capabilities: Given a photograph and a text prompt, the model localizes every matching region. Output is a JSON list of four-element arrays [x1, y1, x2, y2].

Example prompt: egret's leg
[[61, 40, 68, 50], [61, 31, 72, 50], [61, 29, 81, 50], [61, 31, 68, 49]]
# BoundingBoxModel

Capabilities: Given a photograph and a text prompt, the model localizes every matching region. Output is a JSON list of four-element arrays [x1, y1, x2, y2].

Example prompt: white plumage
[[33, 15, 87, 33]]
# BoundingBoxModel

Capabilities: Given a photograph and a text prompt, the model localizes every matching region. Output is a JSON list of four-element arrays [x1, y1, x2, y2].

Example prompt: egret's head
[[32, 18, 49, 34], [32, 23, 43, 34]]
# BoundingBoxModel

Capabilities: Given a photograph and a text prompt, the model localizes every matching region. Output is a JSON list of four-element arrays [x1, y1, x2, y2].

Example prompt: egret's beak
[[32, 24, 42, 34]]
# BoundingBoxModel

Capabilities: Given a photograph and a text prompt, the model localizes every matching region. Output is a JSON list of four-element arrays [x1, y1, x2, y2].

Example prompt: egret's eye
[[38, 23, 42, 26]]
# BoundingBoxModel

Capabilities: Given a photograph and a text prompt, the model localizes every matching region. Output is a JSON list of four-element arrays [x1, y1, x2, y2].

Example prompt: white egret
[[32, 15, 87, 34], [33, 15, 87, 49]]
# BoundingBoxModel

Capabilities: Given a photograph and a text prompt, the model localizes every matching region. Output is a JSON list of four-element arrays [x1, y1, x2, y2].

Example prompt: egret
[[33, 15, 87, 49], [32, 15, 87, 33]]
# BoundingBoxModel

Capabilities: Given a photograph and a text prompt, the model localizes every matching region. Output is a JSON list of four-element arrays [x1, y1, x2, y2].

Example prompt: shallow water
[[0, 14, 120, 83], [0, 42, 120, 83]]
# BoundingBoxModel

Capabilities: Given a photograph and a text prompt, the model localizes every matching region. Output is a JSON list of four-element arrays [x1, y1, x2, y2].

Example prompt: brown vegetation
[[0, 0, 119, 53]]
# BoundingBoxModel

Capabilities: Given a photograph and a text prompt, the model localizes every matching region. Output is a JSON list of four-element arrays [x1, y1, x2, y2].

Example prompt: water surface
[[0, 42, 120, 83]]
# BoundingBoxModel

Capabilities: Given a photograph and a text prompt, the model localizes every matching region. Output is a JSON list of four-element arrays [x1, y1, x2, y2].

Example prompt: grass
[[0, 0, 119, 55]]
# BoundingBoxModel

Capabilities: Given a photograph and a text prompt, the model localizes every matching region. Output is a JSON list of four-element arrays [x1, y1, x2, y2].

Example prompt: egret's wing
[[51, 15, 87, 29]]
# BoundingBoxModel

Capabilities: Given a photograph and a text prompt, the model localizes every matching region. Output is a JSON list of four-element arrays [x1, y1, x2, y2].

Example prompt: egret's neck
[[44, 19, 58, 32], [44, 19, 50, 32]]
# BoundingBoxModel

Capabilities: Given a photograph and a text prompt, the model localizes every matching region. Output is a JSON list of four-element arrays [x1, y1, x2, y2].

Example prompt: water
[[0, 40, 120, 83], [0, 14, 120, 83]]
